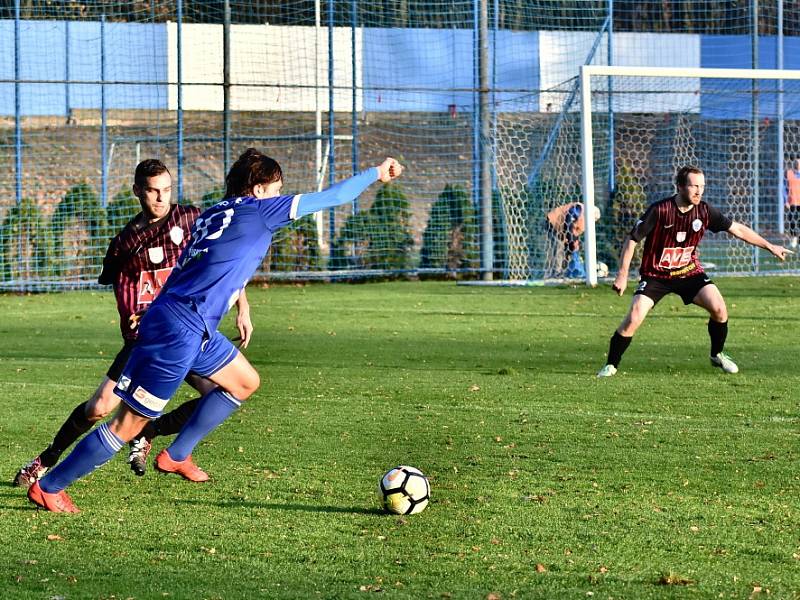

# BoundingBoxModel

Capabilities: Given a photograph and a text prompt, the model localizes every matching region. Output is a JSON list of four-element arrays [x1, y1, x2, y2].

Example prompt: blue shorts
[[114, 300, 239, 418]]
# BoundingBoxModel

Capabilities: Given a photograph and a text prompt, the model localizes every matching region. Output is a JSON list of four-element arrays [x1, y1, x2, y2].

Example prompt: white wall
[[539, 31, 701, 113], [167, 23, 362, 112]]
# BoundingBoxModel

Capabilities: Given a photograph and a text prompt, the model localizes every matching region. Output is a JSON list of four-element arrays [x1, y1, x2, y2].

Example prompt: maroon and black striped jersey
[[98, 204, 200, 341], [630, 195, 732, 280]]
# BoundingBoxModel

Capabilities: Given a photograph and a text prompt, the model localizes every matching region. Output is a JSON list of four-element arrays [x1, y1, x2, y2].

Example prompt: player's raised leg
[[156, 349, 259, 481], [692, 283, 737, 373], [597, 292, 655, 377], [128, 374, 217, 476]]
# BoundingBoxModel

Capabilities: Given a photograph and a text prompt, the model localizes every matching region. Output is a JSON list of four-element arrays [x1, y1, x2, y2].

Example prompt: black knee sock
[[39, 402, 94, 467], [607, 331, 633, 368], [708, 319, 728, 356], [149, 397, 202, 438]]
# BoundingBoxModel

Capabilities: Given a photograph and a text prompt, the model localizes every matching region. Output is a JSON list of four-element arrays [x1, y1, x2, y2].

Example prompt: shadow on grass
[[0, 488, 38, 511], [173, 497, 384, 515]]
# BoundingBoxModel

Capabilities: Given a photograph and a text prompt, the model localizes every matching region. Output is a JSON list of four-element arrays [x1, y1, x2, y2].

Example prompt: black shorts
[[633, 274, 714, 306], [106, 340, 137, 381]]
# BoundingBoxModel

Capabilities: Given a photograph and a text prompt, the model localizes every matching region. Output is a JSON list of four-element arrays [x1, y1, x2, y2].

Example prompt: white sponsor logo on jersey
[[676, 231, 686, 242], [147, 246, 165, 264], [659, 246, 695, 269], [692, 218, 702, 232], [117, 375, 131, 391], [170, 226, 184, 246]]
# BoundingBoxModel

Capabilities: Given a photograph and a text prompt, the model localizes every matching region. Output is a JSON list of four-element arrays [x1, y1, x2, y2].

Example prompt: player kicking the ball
[[597, 165, 791, 378], [27, 148, 404, 512], [14, 159, 252, 490]]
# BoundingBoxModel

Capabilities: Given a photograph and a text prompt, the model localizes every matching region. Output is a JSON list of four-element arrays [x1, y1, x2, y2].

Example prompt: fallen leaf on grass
[[658, 572, 695, 586], [46, 534, 62, 542]]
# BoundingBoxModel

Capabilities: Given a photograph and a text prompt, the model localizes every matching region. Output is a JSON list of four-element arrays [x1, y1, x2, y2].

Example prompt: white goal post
[[580, 65, 800, 287]]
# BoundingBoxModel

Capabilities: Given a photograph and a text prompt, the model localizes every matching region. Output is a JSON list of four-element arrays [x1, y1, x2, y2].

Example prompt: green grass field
[[1, 279, 798, 599]]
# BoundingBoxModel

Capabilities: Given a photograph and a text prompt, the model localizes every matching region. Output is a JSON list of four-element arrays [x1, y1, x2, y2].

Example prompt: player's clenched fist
[[377, 157, 404, 183]]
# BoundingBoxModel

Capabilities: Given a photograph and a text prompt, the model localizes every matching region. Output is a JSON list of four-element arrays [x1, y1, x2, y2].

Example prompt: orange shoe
[[155, 449, 209, 482], [27, 481, 80, 513]]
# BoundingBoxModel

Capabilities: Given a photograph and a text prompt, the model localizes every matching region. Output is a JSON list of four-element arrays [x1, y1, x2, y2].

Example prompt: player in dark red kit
[[13, 159, 253, 486], [597, 165, 791, 377]]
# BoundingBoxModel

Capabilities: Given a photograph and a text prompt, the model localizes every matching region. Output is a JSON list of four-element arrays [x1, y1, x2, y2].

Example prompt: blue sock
[[167, 389, 241, 461], [39, 423, 124, 493]]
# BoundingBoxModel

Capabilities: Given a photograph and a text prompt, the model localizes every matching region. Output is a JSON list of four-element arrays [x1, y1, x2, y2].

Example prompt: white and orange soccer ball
[[378, 465, 430, 515]]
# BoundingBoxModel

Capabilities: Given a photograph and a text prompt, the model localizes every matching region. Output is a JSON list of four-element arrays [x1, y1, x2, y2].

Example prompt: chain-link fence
[[2, 1, 799, 289]]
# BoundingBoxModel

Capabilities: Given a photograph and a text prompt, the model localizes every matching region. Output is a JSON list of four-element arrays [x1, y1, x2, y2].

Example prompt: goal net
[[499, 66, 800, 285]]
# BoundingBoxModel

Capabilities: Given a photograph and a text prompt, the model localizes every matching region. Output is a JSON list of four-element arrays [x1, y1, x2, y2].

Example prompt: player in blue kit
[[28, 148, 404, 512]]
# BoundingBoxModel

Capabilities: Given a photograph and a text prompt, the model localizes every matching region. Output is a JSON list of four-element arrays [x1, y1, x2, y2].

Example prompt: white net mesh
[[498, 69, 800, 282], [494, 82, 584, 281]]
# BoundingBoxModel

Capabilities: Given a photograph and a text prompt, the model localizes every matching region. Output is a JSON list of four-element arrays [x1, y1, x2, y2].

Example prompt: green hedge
[[420, 183, 479, 275], [105, 187, 140, 237], [331, 182, 414, 274], [50, 183, 108, 277], [269, 215, 321, 272], [200, 187, 225, 210], [0, 198, 53, 282], [605, 162, 647, 270]]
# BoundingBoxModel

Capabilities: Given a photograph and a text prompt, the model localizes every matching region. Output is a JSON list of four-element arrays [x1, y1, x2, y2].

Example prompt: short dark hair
[[225, 148, 283, 198], [134, 159, 170, 189], [676, 165, 704, 187]]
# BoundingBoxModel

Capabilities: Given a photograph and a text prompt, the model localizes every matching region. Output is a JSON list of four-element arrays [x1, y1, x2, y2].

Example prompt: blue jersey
[[157, 194, 298, 333]]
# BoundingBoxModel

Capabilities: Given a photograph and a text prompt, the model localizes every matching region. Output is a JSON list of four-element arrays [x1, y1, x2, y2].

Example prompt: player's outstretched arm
[[727, 222, 792, 261], [295, 158, 404, 219], [611, 237, 637, 296]]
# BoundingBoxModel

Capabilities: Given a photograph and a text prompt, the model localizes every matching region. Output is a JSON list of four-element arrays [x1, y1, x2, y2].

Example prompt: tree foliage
[[50, 183, 107, 277], [269, 215, 321, 272], [0, 1, 783, 35], [331, 182, 414, 274], [0, 197, 52, 282], [420, 184, 478, 276]]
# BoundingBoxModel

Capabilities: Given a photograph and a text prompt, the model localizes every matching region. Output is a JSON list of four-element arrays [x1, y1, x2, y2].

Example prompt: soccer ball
[[378, 465, 430, 515], [596, 261, 609, 278]]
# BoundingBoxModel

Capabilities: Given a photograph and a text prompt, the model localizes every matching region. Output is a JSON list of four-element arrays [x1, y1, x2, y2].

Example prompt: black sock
[[134, 421, 157, 442], [708, 319, 728, 356], [607, 331, 633, 368], [151, 397, 202, 438], [39, 402, 94, 467]]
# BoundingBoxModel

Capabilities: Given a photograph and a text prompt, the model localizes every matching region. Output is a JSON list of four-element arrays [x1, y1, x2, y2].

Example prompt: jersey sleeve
[[629, 203, 658, 242], [706, 203, 733, 233], [97, 235, 121, 285], [256, 194, 299, 230]]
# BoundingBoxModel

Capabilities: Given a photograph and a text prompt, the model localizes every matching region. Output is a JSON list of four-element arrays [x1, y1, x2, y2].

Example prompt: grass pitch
[[0, 279, 798, 599]]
